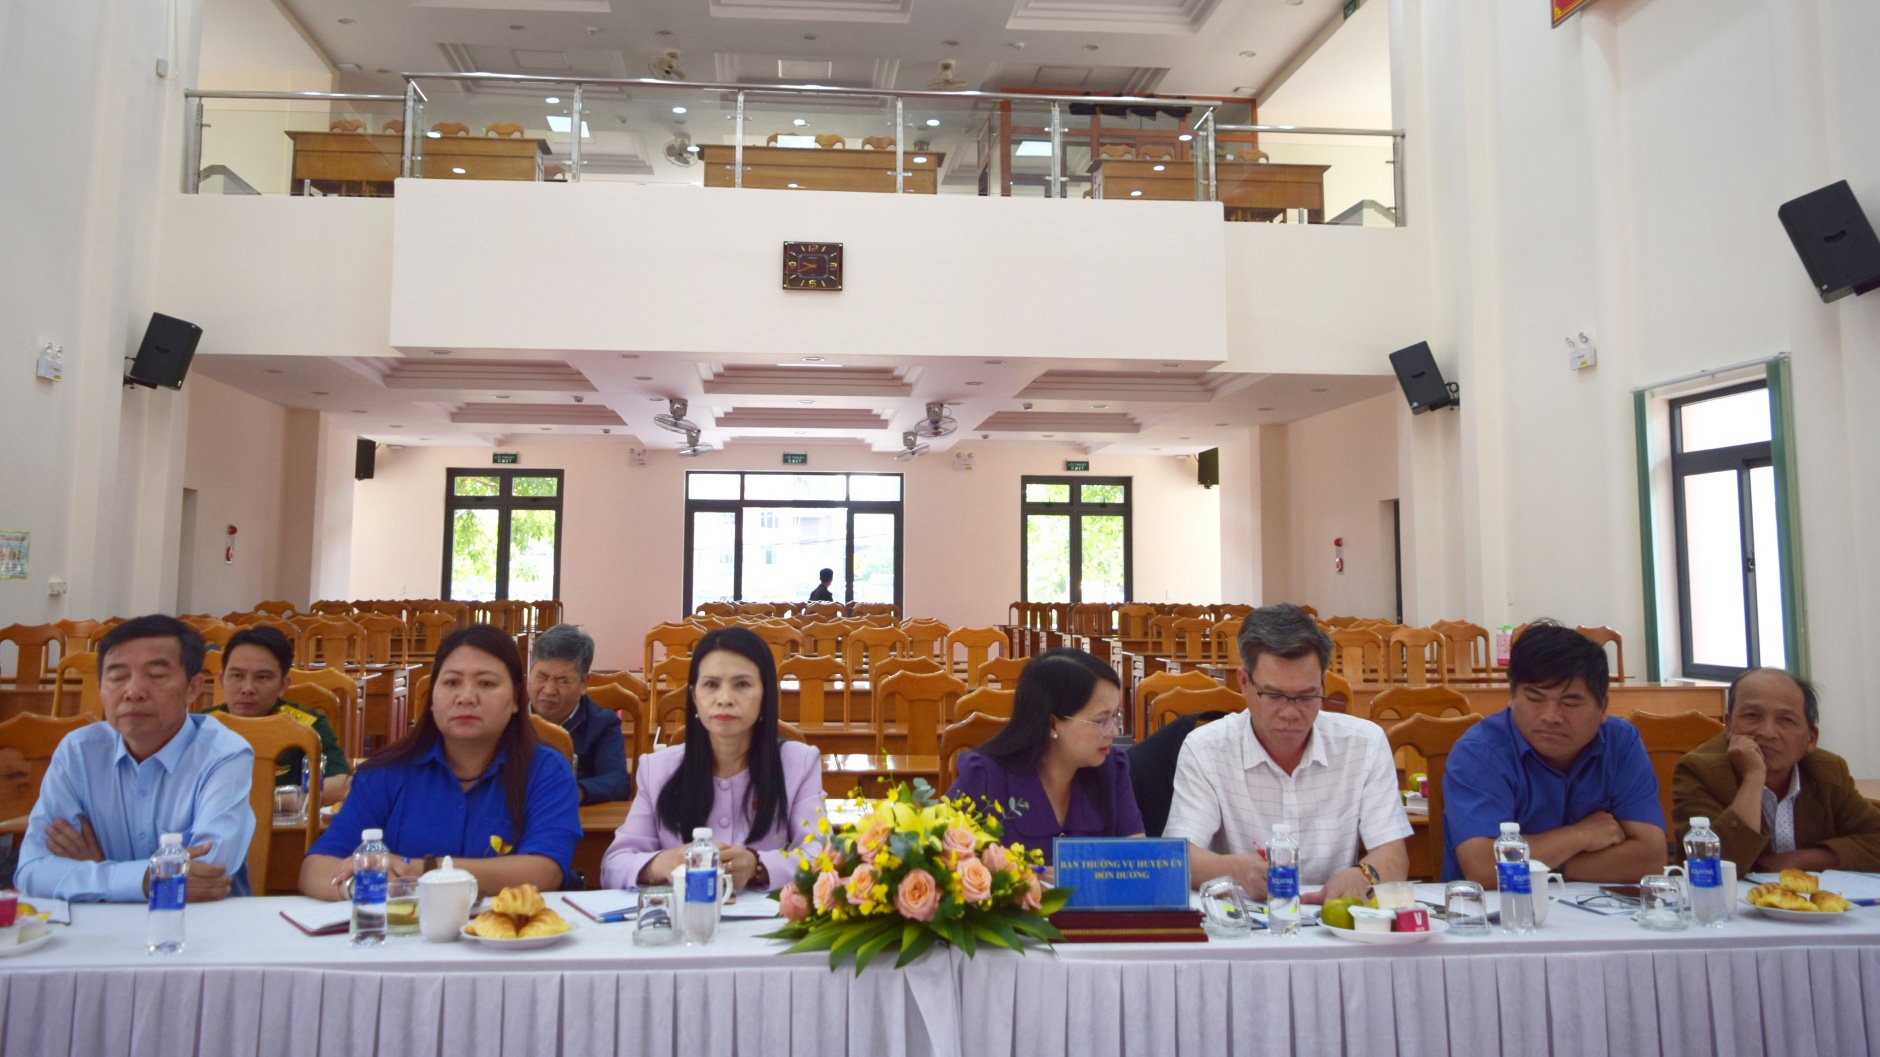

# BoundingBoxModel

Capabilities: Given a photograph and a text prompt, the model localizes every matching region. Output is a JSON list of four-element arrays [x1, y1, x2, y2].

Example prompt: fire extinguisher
[[226, 524, 238, 564]]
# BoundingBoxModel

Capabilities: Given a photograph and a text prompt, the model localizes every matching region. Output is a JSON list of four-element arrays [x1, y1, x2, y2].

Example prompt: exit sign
[[1064, 460, 1090, 472], [782, 452, 809, 466], [492, 452, 519, 465]]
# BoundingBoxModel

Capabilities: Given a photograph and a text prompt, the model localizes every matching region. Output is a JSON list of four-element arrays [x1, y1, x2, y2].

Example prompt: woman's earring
[[1050, 730, 1058, 739]]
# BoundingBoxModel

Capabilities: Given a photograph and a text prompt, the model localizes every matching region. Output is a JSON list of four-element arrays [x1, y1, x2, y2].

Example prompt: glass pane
[[1080, 515, 1126, 602], [741, 507, 847, 603], [1748, 466, 1786, 668], [196, 99, 405, 196], [1683, 471, 1748, 669], [689, 511, 738, 610], [511, 476, 559, 497], [1025, 483, 1071, 503], [408, 81, 568, 186], [687, 473, 741, 500], [1081, 483, 1125, 504], [1207, 130, 1398, 224], [733, 91, 905, 194], [1679, 388, 1771, 453], [454, 476, 500, 497], [449, 509, 499, 601], [1026, 514, 1071, 603], [743, 474, 847, 502], [852, 513, 897, 606], [849, 474, 902, 501], [506, 510, 558, 601]]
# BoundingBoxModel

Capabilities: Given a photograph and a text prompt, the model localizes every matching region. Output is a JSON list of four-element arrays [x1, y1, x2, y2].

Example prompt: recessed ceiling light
[[984, 359, 1002, 365], [263, 368, 284, 375], [786, 182, 800, 188], [451, 167, 466, 174], [419, 437, 430, 441], [1161, 362, 1180, 368], [390, 424, 403, 428], [1152, 164, 1166, 172], [1007, 41, 1026, 50], [793, 118, 808, 127], [1215, 422, 1228, 427], [432, 350, 451, 355], [1092, 404, 1108, 409], [546, 96, 560, 104], [426, 131, 441, 138], [943, 39, 959, 46], [925, 118, 941, 127], [798, 399, 815, 404], [656, 29, 672, 36], [619, 353, 639, 359], [1151, 447, 1161, 451], [1180, 435, 1191, 440], [803, 33, 818, 41], [1257, 406, 1274, 412], [649, 397, 664, 402], [377, 68, 391, 75], [965, 381, 982, 386], [337, 17, 354, 25], [351, 409, 367, 414], [912, 155, 928, 164], [312, 390, 330, 396], [539, 426, 551, 431], [1129, 190, 1143, 197], [508, 23, 524, 30], [1239, 50, 1258, 58], [671, 106, 687, 114], [1043, 434, 1055, 438], [495, 394, 511, 399], [1310, 387, 1329, 392], [634, 375, 653, 381], [1083, 44, 1099, 52], [336, 63, 361, 72], [1178, 133, 1194, 142], [794, 430, 807, 435], [802, 356, 825, 362]]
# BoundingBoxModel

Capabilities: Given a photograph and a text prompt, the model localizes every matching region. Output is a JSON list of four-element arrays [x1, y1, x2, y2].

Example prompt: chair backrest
[[1135, 669, 1221, 729], [1433, 621, 1492, 679], [0, 623, 61, 689], [486, 122, 525, 138], [52, 619, 99, 656], [746, 622, 802, 668], [852, 603, 898, 620], [212, 712, 322, 894], [952, 687, 1014, 724], [938, 712, 1008, 792], [1367, 685, 1471, 725], [254, 600, 297, 618], [0, 713, 94, 821], [51, 651, 101, 718], [289, 666, 363, 758], [1070, 603, 1113, 636], [1576, 626, 1627, 682], [1149, 685, 1245, 735], [654, 688, 688, 746], [1386, 627, 1448, 687], [900, 619, 951, 661], [777, 720, 806, 744], [945, 627, 1008, 683], [1146, 615, 1181, 655], [644, 622, 706, 686], [972, 655, 1029, 690], [1629, 710, 1726, 831], [532, 600, 565, 633], [1170, 617, 1214, 662], [530, 714, 575, 766], [587, 682, 648, 761], [431, 122, 470, 136], [1327, 628, 1385, 683], [1098, 143, 1135, 159], [647, 654, 692, 711], [799, 620, 847, 658], [1117, 604, 1157, 640], [874, 670, 966, 754], [1203, 620, 1240, 665], [1322, 670, 1353, 714], [872, 656, 944, 683], [844, 626, 911, 675], [328, 118, 365, 133], [309, 601, 354, 617], [1386, 712, 1483, 878], [778, 654, 847, 726], [298, 619, 365, 669], [354, 613, 408, 665], [860, 135, 896, 150], [279, 682, 341, 731]]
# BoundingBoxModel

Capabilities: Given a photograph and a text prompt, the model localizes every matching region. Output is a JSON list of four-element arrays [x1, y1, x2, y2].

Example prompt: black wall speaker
[[354, 439, 376, 481], [125, 313, 202, 390], [1197, 447, 1220, 489], [1389, 341, 1458, 414], [1778, 180, 1880, 303]]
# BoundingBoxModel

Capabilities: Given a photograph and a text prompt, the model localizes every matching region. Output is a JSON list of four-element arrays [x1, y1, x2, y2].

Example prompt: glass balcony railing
[[182, 77, 1404, 225]]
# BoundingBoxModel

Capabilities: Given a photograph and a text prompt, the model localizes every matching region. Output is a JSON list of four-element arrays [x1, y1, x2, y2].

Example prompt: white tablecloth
[[2, 884, 1876, 1057]]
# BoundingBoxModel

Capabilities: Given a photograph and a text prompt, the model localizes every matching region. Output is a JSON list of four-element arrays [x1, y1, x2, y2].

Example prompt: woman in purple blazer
[[947, 648, 1145, 865], [600, 627, 824, 892]]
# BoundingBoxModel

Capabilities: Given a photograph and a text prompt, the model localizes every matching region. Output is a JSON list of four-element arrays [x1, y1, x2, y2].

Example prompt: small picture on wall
[[0, 531, 27, 580]]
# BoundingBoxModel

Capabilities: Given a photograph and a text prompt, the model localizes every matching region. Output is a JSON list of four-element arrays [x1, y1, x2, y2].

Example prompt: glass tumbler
[[634, 885, 679, 947], [1444, 880, 1490, 936], [1198, 876, 1256, 939], [1638, 874, 1690, 931]]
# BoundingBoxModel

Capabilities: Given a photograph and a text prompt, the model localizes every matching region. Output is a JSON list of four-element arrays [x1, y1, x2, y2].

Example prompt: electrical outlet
[[48, 578, 67, 596], [36, 342, 63, 381]]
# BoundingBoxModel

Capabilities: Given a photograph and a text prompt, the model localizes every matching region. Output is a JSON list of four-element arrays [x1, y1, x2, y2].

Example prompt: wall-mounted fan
[[893, 431, 930, 462], [930, 60, 969, 91], [654, 398, 700, 434], [913, 401, 957, 438], [650, 49, 684, 80], [676, 427, 714, 458], [665, 135, 699, 166]]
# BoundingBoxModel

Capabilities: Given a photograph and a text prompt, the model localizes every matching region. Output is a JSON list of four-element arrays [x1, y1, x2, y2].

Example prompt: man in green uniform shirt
[[208, 626, 352, 803]]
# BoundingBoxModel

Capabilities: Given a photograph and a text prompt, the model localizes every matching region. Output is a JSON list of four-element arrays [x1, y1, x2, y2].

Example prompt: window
[[683, 472, 903, 612], [1021, 475, 1131, 604], [443, 470, 563, 602]]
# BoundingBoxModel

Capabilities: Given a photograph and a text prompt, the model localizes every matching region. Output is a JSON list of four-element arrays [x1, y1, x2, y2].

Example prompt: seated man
[[16, 615, 255, 901], [205, 626, 351, 804], [528, 623, 631, 805], [1164, 604, 1411, 902], [1673, 668, 1880, 874], [1442, 622, 1666, 884]]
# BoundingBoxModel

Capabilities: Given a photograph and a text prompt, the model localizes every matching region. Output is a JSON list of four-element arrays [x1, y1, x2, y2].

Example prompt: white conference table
[[2, 884, 1877, 1057]]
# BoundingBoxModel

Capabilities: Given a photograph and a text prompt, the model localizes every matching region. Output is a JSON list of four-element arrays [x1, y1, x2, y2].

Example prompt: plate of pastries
[[462, 884, 575, 949], [1745, 869, 1853, 922]]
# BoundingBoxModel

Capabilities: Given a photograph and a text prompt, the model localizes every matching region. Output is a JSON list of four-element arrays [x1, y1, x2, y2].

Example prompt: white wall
[[181, 375, 288, 615], [349, 440, 1225, 670], [1221, 223, 1432, 374], [195, 0, 336, 195], [1262, 392, 1403, 618]]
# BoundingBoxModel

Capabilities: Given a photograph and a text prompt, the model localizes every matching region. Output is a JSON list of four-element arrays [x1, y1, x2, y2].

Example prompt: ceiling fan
[[893, 431, 930, 462], [930, 60, 970, 91], [664, 135, 699, 166], [653, 398, 700, 434], [650, 49, 684, 80], [913, 401, 957, 438], [676, 427, 714, 458]]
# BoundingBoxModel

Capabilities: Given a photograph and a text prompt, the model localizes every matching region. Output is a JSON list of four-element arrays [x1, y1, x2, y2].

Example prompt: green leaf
[[777, 927, 841, 955], [894, 926, 940, 969], [1039, 886, 1074, 914], [973, 922, 1019, 952], [853, 928, 903, 975]]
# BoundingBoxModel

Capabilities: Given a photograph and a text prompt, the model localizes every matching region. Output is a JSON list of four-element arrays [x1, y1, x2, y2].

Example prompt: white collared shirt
[[1761, 767, 1804, 854], [1163, 710, 1413, 884]]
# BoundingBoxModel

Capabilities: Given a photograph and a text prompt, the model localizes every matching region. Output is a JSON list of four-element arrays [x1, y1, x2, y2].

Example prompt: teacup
[[417, 857, 478, 942], [1528, 860, 1567, 926]]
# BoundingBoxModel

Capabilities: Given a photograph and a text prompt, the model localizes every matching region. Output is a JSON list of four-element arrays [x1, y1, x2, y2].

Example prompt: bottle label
[[686, 867, 718, 904], [1688, 857, 1723, 889], [1497, 861, 1531, 895], [1267, 865, 1298, 901], [353, 869, 387, 906], [149, 873, 185, 912]]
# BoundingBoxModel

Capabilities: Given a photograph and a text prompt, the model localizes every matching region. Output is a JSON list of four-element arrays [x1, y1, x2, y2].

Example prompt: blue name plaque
[[1052, 837, 1190, 911]]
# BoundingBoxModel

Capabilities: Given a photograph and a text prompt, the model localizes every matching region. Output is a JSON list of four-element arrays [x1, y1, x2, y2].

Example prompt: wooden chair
[[50, 651, 100, 718], [213, 713, 322, 895], [85, 618, 126, 649], [432, 601, 471, 628], [1134, 670, 1221, 732], [644, 623, 706, 688], [587, 682, 648, 761], [381, 120, 404, 136], [254, 600, 297, 618], [197, 622, 238, 653], [695, 601, 738, 619], [1148, 685, 1245, 735], [1165, 618, 1213, 664], [486, 122, 525, 138], [1204, 620, 1239, 666], [328, 119, 365, 134], [408, 612, 457, 661], [901, 619, 951, 663], [0, 713, 94, 821], [939, 712, 1008, 792], [603, 670, 651, 707], [654, 688, 688, 746], [1385, 628, 1448, 687], [646, 655, 692, 715], [952, 687, 1014, 723], [814, 134, 847, 149], [0, 623, 61, 696], [308, 601, 354, 617], [279, 681, 341, 733], [873, 670, 965, 754], [852, 603, 898, 621], [1367, 685, 1470, 725], [799, 621, 847, 658], [431, 122, 470, 137], [199, 649, 224, 711], [1384, 713, 1483, 880], [355, 613, 408, 665], [777, 720, 806, 744], [52, 619, 99, 656], [531, 714, 575, 766], [299, 619, 366, 669], [872, 656, 944, 684], [1098, 144, 1136, 160], [778, 654, 848, 727], [1630, 710, 1726, 832], [1070, 603, 1113, 637], [948, 627, 1010, 685], [1116, 604, 1156, 642], [1322, 670, 1353, 714], [1328, 628, 1386, 684], [289, 667, 363, 759], [843, 626, 911, 677], [747, 623, 802, 668], [972, 655, 1030, 690], [1433, 621, 1493, 680], [860, 135, 896, 150], [1139, 145, 1175, 161], [531, 600, 565, 633], [1576, 626, 1627, 682]]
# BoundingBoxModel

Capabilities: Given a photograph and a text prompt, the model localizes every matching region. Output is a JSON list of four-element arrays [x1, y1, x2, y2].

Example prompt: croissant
[[1769, 889, 1816, 911], [492, 883, 546, 918], [1778, 868, 1819, 895], [519, 909, 571, 937], [1812, 891, 1851, 913], [470, 910, 519, 938]]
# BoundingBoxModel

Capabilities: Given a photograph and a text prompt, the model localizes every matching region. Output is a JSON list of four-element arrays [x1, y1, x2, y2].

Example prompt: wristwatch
[[423, 855, 439, 873], [1357, 861, 1382, 886]]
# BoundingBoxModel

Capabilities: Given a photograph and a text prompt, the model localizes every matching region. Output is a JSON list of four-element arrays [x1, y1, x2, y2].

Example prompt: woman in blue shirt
[[300, 624, 581, 898], [947, 647, 1145, 865]]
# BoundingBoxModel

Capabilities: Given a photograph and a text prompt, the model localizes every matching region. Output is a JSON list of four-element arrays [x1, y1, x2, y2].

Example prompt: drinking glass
[[1638, 874, 1689, 931], [385, 877, 420, 936], [1198, 876, 1255, 939], [1373, 880, 1416, 910], [1444, 880, 1490, 936], [634, 886, 679, 947], [272, 785, 306, 824]]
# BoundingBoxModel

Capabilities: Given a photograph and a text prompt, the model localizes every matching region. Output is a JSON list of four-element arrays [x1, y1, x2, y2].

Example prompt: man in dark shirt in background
[[809, 568, 835, 602], [527, 624, 632, 805]]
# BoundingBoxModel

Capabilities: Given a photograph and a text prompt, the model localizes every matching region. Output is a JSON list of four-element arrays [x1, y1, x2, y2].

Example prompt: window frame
[[681, 471, 904, 615], [1019, 474, 1133, 604], [440, 468, 565, 602]]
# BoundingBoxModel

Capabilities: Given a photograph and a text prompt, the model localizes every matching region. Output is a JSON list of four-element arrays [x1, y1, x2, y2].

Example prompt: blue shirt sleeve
[[309, 763, 393, 859], [1108, 752, 1146, 837], [1606, 722, 1668, 830], [574, 700, 633, 805], [15, 737, 148, 902], [1440, 728, 1516, 854], [186, 748, 261, 897], [515, 745, 583, 885]]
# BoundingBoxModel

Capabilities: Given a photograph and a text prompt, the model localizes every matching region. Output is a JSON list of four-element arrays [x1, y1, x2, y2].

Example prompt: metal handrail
[[183, 89, 403, 101], [1211, 123, 1406, 227], [395, 71, 1230, 110]]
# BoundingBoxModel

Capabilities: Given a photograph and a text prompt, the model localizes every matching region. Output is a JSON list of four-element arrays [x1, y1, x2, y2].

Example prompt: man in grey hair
[[1162, 603, 1411, 901], [528, 624, 632, 805]]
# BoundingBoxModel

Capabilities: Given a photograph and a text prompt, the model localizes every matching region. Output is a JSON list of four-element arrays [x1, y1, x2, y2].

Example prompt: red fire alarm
[[225, 524, 238, 564], [1333, 537, 1344, 574]]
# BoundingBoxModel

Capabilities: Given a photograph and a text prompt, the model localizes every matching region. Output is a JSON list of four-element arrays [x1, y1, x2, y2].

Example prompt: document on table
[[25, 897, 71, 925], [278, 902, 353, 936], [562, 891, 639, 922], [1746, 870, 1880, 901], [723, 895, 782, 919]]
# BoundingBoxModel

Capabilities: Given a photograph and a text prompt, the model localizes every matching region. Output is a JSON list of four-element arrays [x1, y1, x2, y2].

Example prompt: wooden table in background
[[1089, 158, 1330, 222], [286, 131, 548, 196], [700, 145, 944, 194]]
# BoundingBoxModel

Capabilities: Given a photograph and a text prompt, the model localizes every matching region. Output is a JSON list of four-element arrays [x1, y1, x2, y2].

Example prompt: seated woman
[[299, 625, 581, 898], [600, 627, 823, 892], [947, 647, 1144, 864]]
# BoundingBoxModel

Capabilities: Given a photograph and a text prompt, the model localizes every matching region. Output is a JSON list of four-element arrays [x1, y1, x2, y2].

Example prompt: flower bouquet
[[763, 781, 1073, 973]]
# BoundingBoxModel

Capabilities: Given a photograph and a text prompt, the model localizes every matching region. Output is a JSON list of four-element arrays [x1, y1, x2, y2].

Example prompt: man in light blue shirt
[[16, 615, 256, 901]]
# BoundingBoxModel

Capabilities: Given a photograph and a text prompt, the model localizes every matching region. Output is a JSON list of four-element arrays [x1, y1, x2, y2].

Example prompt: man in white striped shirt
[[1163, 604, 1412, 902]]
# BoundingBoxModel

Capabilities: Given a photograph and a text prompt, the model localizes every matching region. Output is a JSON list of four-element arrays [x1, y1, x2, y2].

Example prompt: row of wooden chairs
[[1008, 601, 1263, 635], [1324, 621, 1625, 686], [642, 620, 1012, 695], [694, 601, 899, 621]]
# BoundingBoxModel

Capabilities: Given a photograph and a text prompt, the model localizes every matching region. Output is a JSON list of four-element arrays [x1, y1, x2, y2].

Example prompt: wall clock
[[783, 242, 843, 291]]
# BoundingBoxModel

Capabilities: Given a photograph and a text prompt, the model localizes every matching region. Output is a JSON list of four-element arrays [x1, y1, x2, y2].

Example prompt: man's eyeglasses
[[1072, 713, 1126, 735], [1249, 686, 1324, 710]]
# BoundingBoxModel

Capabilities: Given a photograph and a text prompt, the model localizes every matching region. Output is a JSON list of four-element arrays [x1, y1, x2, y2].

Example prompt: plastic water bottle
[[1265, 823, 1300, 936], [145, 833, 188, 956], [350, 828, 390, 947], [682, 827, 721, 945], [1684, 816, 1728, 927], [1495, 822, 1535, 935]]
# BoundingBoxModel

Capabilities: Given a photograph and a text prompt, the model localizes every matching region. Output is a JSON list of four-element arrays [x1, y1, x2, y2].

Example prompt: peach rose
[[857, 822, 891, 864], [895, 868, 940, 921], [846, 864, 877, 905], [1020, 871, 1043, 912], [957, 857, 994, 904], [981, 843, 1012, 875], [813, 870, 841, 913], [942, 825, 977, 857], [780, 884, 811, 922]]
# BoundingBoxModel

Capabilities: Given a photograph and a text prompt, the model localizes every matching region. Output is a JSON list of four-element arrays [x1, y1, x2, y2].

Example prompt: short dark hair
[[818, 568, 834, 583], [1236, 604, 1332, 672], [1727, 667, 1819, 731], [97, 615, 206, 679], [223, 625, 293, 676], [1507, 621, 1609, 704], [531, 623, 594, 677]]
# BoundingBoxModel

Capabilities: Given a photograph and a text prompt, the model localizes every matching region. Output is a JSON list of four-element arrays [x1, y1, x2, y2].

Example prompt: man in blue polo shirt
[[1442, 622, 1667, 884]]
